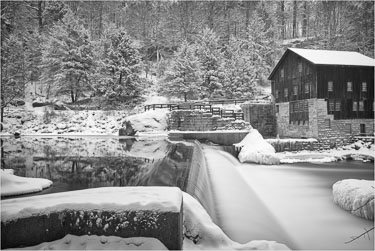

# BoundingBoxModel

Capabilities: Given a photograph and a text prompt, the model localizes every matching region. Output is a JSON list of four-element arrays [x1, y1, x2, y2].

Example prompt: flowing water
[[203, 145, 374, 250]]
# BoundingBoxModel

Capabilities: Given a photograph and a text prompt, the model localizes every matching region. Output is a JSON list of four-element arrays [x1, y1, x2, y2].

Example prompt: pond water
[[1, 136, 194, 199]]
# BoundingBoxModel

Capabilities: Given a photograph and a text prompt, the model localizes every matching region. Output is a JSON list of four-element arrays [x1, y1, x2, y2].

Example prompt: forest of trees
[[1, 0, 374, 108]]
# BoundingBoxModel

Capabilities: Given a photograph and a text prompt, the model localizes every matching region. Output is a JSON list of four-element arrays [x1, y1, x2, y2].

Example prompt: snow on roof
[[1, 187, 182, 222], [288, 48, 375, 67]]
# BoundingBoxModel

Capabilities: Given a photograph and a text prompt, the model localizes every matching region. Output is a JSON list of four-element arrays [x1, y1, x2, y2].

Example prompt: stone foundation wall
[[275, 100, 318, 138], [276, 98, 374, 148], [169, 110, 250, 131], [241, 103, 276, 136]]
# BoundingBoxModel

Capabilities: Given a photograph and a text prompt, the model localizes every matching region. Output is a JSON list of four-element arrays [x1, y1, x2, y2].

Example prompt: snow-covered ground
[[333, 179, 374, 220], [276, 139, 374, 164], [1, 169, 52, 197]]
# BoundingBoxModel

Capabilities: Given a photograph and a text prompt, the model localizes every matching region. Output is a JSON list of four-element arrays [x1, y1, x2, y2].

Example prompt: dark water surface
[[1, 136, 194, 199]]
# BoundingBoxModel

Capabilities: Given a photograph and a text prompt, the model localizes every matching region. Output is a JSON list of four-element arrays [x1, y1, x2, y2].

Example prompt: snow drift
[[1, 169, 52, 197], [234, 129, 280, 165], [332, 179, 374, 220]]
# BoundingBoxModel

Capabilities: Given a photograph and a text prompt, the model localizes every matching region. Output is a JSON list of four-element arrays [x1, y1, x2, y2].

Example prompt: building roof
[[268, 48, 375, 80], [288, 48, 375, 67]]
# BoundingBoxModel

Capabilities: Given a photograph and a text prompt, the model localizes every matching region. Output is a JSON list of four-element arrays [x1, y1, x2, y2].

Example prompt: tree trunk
[[37, 1, 43, 32], [302, 1, 307, 37], [70, 90, 75, 103], [293, 0, 298, 38], [280, 1, 285, 39]]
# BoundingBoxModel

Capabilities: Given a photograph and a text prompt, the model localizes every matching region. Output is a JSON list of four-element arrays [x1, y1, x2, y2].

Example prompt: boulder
[[119, 121, 137, 136], [234, 129, 280, 165]]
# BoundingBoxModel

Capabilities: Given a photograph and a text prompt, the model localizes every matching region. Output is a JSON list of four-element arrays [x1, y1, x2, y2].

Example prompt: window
[[276, 105, 279, 113], [328, 81, 333, 92], [353, 101, 358, 111], [293, 86, 298, 95], [304, 102, 308, 112], [298, 62, 302, 73], [329, 100, 335, 112], [362, 82, 367, 92], [347, 82, 353, 92], [275, 90, 279, 99], [335, 101, 341, 111], [305, 83, 310, 93], [284, 88, 288, 97], [280, 68, 284, 79], [359, 101, 364, 111]]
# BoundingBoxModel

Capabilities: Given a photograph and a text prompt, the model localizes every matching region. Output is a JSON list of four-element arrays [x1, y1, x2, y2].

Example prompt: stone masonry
[[276, 98, 374, 149], [241, 103, 276, 137], [169, 110, 251, 131]]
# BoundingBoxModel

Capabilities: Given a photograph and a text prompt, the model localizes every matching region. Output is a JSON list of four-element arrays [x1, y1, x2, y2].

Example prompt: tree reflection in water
[[2, 137, 194, 195]]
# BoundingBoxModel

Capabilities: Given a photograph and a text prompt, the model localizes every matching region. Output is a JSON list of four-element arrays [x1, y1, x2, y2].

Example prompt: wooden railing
[[144, 103, 244, 120]]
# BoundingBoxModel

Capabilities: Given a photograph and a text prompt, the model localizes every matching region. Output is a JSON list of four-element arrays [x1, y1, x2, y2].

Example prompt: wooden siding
[[316, 65, 374, 120], [271, 50, 317, 104], [271, 50, 374, 120]]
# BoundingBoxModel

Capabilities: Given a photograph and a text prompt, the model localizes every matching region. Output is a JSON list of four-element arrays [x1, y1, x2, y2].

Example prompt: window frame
[[347, 82, 353, 92], [328, 81, 333, 92]]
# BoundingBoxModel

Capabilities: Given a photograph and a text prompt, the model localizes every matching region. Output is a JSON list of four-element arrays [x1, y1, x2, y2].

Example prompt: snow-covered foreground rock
[[119, 109, 170, 136], [1, 169, 52, 197], [234, 129, 280, 165], [332, 179, 374, 220]]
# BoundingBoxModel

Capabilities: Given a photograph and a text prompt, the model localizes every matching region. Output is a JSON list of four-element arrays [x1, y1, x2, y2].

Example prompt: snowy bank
[[1, 169, 52, 197], [234, 129, 280, 165], [332, 179, 374, 220], [119, 109, 170, 136]]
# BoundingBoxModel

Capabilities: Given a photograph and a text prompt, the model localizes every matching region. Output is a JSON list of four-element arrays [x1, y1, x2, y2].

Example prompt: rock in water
[[119, 121, 137, 136]]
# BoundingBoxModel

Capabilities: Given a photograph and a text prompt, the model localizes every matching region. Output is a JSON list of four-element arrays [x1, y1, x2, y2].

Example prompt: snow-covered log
[[332, 179, 374, 220]]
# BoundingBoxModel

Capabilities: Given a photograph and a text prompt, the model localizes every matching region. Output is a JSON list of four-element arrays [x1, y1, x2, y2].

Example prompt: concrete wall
[[169, 110, 250, 131], [169, 131, 249, 145], [241, 103, 276, 137]]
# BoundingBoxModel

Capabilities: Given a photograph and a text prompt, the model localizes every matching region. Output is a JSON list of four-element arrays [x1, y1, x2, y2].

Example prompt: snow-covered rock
[[234, 129, 280, 165], [1, 169, 53, 197], [119, 109, 170, 136], [332, 179, 374, 220]]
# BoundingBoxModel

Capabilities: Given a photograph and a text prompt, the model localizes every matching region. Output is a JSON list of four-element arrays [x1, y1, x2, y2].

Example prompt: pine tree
[[40, 10, 95, 103], [159, 41, 202, 101], [1, 33, 26, 128], [95, 25, 143, 99], [194, 28, 225, 98]]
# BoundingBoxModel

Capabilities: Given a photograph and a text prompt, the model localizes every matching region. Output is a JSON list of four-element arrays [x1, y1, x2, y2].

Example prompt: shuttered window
[[353, 101, 358, 111], [347, 82, 353, 92], [335, 101, 341, 111], [362, 82, 367, 92], [328, 81, 333, 92]]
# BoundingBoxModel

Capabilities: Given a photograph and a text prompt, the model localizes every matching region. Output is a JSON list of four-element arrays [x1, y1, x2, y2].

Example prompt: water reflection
[[1, 137, 194, 198]]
